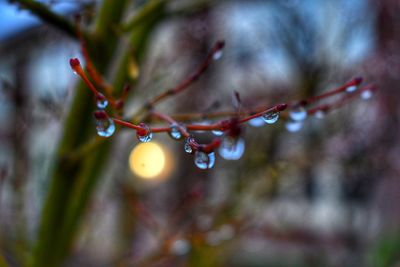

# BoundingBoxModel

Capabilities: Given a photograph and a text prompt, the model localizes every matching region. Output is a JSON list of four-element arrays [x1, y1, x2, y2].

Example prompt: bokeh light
[[129, 142, 168, 179]]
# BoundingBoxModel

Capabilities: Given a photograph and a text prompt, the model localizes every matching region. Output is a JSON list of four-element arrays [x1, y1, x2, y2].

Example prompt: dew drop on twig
[[361, 89, 373, 100], [184, 137, 194, 153], [212, 130, 224, 136], [95, 113, 115, 137], [314, 110, 326, 119], [136, 123, 153, 142], [262, 111, 279, 124], [248, 117, 265, 127], [96, 94, 108, 109], [169, 124, 184, 140], [194, 151, 215, 169], [346, 85, 358, 93], [285, 120, 303, 132], [213, 50, 223, 61], [219, 137, 245, 160], [289, 106, 307, 121]]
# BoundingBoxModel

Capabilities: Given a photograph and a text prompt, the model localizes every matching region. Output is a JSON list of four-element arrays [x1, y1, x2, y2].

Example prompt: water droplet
[[170, 239, 191, 256], [213, 50, 223, 61], [289, 106, 307, 121], [219, 137, 245, 160], [136, 123, 153, 142], [361, 89, 372, 100], [194, 151, 215, 169], [346, 85, 357, 93], [285, 120, 303, 132], [96, 94, 108, 109], [95, 114, 115, 137], [184, 137, 194, 153], [72, 71, 78, 76], [262, 111, 279, 124], [169, 124, 184, 140], [314, 110, 326, 119], [212, 130, 224, 136], [248, 117, 265, 127]]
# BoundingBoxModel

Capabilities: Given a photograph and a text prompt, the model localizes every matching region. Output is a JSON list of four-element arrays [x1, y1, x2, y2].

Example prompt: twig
[[130, 40, 225, 121], [12, 0, 77, 39]]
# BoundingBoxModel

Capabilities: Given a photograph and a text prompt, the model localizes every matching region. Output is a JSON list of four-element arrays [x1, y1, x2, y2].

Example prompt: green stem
[[30, 0, 131, 266], [28, 0, 170, 266], [122, 0, 167, 32]]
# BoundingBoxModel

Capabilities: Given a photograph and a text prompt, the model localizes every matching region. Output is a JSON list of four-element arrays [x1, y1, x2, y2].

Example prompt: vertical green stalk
[[31, 1, 129, 266], [30, 0, 168, 266]]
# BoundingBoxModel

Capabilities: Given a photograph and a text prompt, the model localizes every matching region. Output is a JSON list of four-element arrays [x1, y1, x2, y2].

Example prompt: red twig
[[69, 58, 102, 98], [151, 111, 191, 138], [110, 82, 375, 138], [145, 40, 225, 108], [296, 77, 363, 106]]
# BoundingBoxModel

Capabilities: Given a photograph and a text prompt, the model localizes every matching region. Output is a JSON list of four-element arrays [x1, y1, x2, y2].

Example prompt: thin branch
[[11, 0, 77, 39], [147, 40, 225, 107], [130, 40, 225, 121]]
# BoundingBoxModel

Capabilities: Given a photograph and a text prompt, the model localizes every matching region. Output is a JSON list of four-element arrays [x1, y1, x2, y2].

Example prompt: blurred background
[[0, 0, 399, 266]]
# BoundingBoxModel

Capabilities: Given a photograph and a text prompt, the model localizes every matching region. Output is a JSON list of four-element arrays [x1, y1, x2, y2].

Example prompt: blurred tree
[[0, 1, 396, 267]]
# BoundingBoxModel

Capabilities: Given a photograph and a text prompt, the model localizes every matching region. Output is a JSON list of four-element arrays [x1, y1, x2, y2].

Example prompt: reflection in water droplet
[[169, 124, 184, 140], [289, 106, 307, 121], [95, 116, 115, 137], [184, 137, 194, 153], [314, 110, 325, 119], [194, 151, 215, 169], [213, 50, 223, 61], [285, 120, 303, 132], [248, 117, 265, 127], [262, 111, 279, 124], [219, 137, 245, 160], [212, 130, 224, 136], [346, 85, 357, 93], [136, 123, 153, 142], [96, 94, 108, 109], [361, 90, 372, 100]]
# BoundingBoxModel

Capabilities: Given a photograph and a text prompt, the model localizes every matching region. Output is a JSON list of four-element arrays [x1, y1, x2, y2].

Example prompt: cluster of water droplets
[[94, 111, 115, 137], [136, 123, 153, 142], [218, 136, 245, 160], [184, 137, 194, 154], [194, 151, 215, 169], [285, 105, 308, 133]]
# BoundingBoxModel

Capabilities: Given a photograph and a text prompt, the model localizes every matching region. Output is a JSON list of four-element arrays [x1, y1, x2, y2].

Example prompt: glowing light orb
[[129, 142, 166, 179]]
